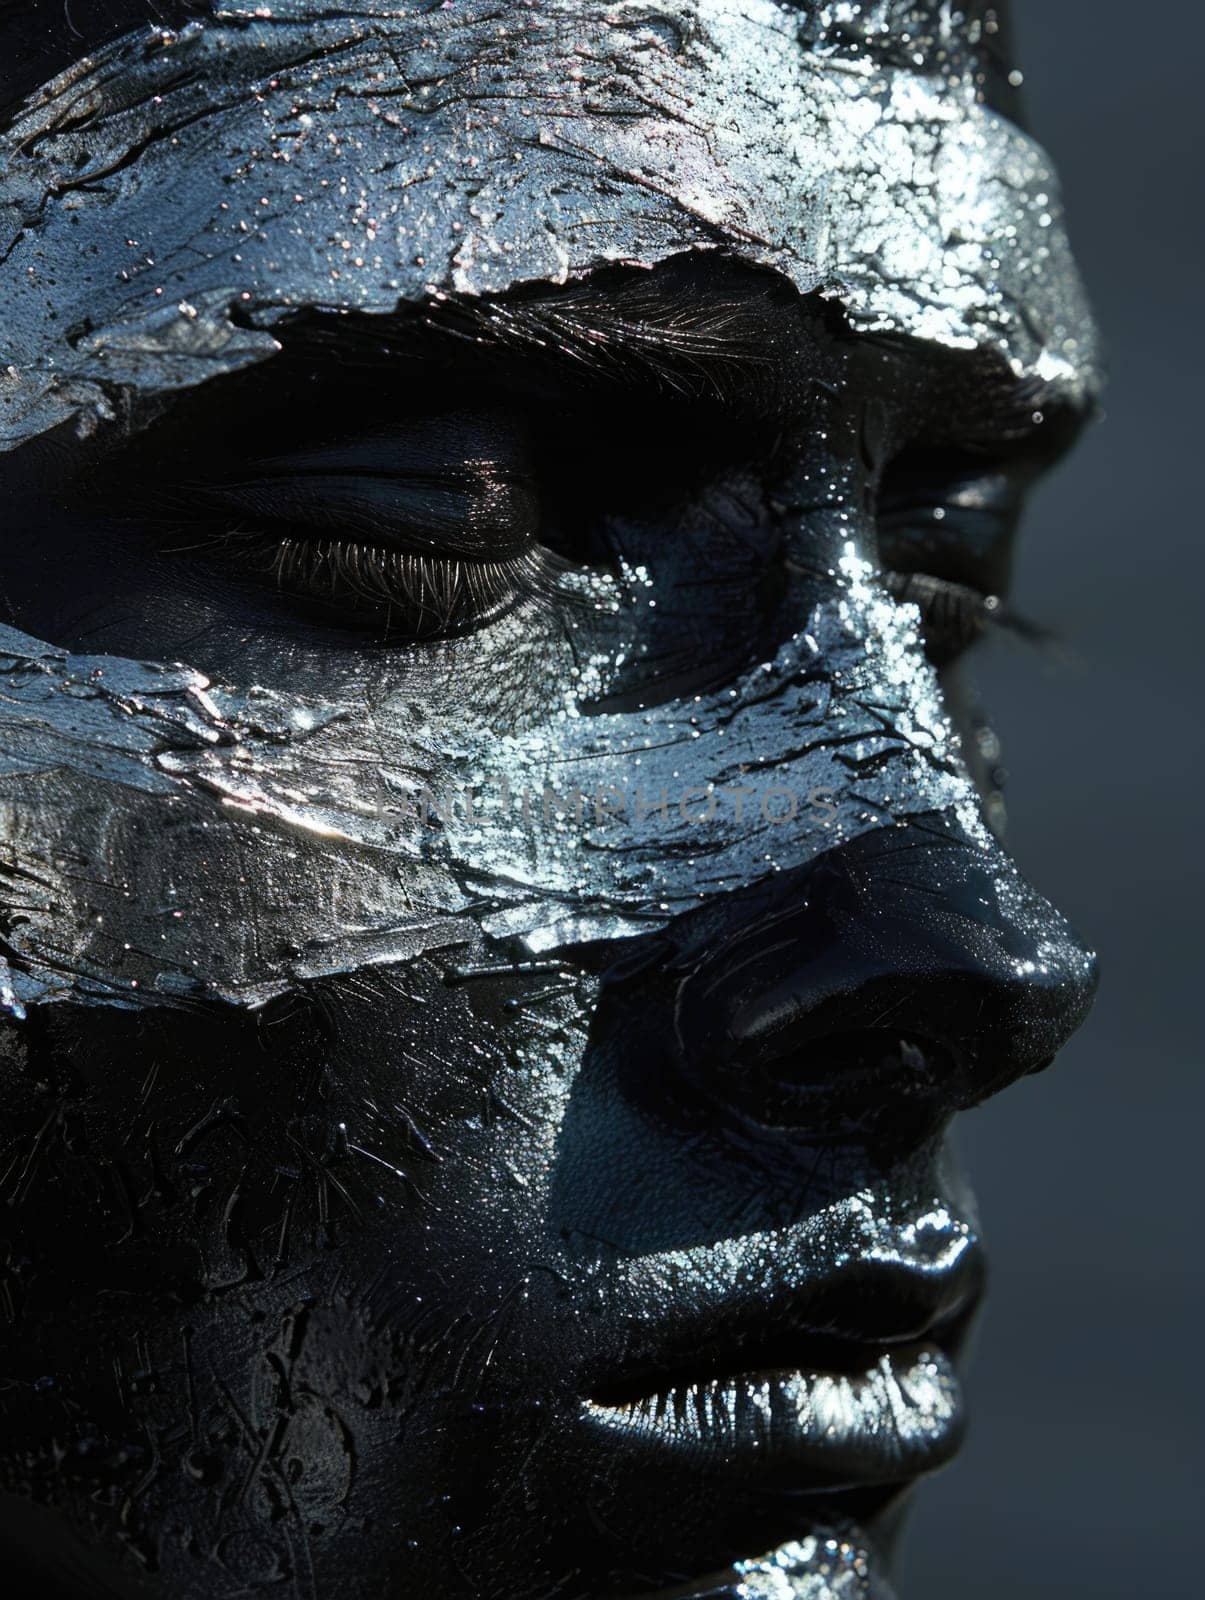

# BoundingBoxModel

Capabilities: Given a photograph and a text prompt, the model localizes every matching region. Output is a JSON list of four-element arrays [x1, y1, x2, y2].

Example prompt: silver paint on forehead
[[0, 540, 985, 1012], [0, 0, 1099, 449]]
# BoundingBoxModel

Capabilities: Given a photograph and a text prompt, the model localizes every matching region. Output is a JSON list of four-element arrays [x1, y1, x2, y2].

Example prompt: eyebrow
[[299, 265, 815, 425], [275, 266, 1091, 457], [455, 286, 811, 425], [98, 260, 1089, 474]]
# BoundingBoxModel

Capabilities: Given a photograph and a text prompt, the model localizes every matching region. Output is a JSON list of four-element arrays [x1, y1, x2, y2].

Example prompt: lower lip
[[582, 1342, 963, 1486]]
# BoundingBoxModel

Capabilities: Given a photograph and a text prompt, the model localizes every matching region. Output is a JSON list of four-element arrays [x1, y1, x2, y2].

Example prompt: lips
[[577, 1205, 983, 1494], [583, 1337, 964, 1486]]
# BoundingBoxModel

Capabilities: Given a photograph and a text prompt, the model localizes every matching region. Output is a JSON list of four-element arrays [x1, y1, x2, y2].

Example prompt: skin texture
[[0, 3, 1099, 1597]]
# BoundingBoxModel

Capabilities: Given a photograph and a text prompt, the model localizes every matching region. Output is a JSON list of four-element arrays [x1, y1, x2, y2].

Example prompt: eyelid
[[878, 450, 1024, 512], [249, 409, 531, 477], [195, 466, 539, 559], [189, 410, 542, 556]]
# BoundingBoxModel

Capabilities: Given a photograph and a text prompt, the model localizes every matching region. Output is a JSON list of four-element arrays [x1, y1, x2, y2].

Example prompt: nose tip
[[667, 813, 1098, 1132]]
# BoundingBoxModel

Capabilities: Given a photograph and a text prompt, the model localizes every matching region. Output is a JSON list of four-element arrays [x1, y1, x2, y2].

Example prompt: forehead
[[0, 0, 1098, 449], [0, 1, 1027, 102]]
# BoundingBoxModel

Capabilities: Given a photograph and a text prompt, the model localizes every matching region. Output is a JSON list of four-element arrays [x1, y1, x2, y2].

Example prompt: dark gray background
[[901, 5, 1202, 1595]]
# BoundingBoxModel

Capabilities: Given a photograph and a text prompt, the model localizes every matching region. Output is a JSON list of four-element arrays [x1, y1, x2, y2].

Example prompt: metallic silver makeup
[[0, 529, 988, 1011], [0, 0, 1098, 451]]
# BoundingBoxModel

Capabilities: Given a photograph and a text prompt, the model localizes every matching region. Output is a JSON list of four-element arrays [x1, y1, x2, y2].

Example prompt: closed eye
[[875, 441, 1052, 664], [96, 403, 576, 640]]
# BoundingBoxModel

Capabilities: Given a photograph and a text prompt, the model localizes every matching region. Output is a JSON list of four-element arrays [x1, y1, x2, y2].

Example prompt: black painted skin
[[0, 4, 1099, 1597]]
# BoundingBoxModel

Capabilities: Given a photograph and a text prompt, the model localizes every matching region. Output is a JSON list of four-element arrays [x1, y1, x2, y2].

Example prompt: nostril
[[659, 815, 1099, 1139], [754, 1031, 942, 1092], [697, 1029, 958, 1139]]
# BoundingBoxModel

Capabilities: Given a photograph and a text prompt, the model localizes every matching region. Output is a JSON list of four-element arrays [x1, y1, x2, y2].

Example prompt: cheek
[[0, 969, 592, 1584], [0, 954, 587, 1307], [420, 540, 979, 959]]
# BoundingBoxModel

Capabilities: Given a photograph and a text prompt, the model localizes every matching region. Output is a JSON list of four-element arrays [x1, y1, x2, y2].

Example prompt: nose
[[610, 812, 1098, 1140]]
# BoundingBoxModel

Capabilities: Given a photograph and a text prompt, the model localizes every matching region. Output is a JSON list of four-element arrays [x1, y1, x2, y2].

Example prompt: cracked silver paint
[[0, 537, 982, 1010], [0, 0, 1098, 450]]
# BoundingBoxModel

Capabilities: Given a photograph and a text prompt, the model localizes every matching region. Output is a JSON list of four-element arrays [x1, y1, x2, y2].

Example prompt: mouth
[[580, 1230, 982, 1495], [582, 1330, 965, 1487]]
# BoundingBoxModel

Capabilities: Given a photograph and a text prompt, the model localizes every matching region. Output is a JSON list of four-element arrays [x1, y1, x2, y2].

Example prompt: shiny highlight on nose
[[652, 812, 1098, 1138]]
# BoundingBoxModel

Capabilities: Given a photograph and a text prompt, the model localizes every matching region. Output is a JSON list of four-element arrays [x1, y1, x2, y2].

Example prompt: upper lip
[[587, 1231, 985, 1399]]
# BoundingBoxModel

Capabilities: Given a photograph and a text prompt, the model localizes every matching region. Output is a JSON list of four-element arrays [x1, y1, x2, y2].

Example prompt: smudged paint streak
[[0, 533, 985, 1011], [0, 0, 1098, 449]]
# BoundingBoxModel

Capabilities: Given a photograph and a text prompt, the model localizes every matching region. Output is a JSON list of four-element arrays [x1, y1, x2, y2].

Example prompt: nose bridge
[[658, 811, 1098, 1123]]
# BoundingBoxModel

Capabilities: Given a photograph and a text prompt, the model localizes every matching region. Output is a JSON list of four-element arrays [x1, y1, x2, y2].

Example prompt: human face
[[0, 3, 1098, 1597]]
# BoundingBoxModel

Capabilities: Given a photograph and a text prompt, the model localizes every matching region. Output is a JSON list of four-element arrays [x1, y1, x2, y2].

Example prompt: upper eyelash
[[220, 529, 570, 635], [883, 571, 1049, 652]]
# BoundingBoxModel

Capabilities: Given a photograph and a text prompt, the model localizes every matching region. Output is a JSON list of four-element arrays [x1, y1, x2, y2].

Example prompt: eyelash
[[205, 527, 569, 636], [185, 513, 1026, 654], [883, 569, 1045, 661]]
